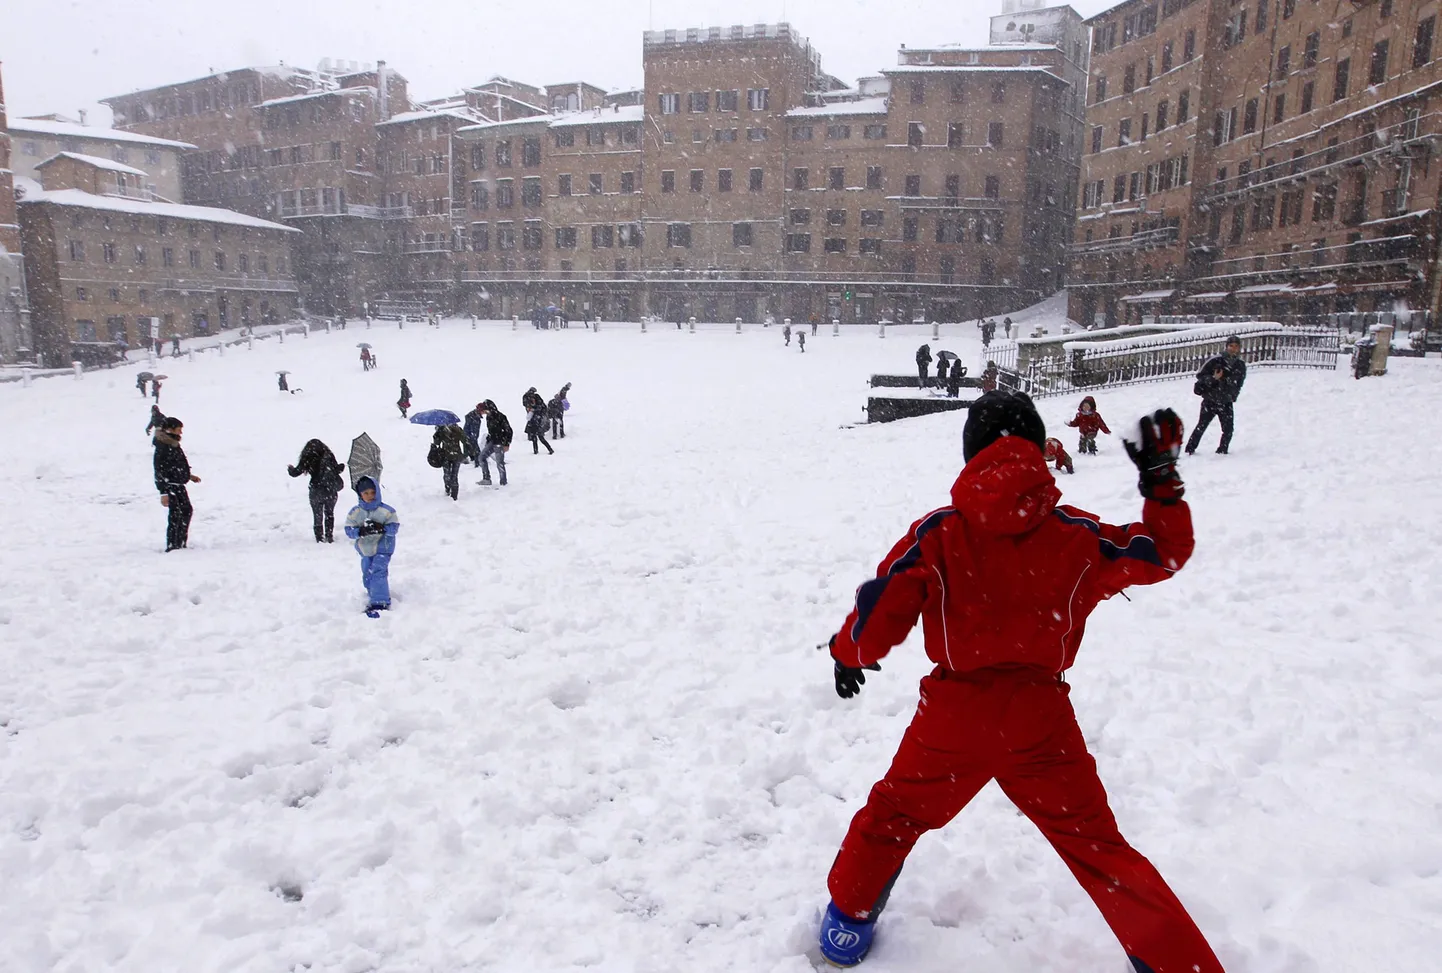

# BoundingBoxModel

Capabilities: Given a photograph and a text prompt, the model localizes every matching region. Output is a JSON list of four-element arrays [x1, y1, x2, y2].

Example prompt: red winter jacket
[[1066, 397, 1111, 437], [830, 435, 1193, 675]]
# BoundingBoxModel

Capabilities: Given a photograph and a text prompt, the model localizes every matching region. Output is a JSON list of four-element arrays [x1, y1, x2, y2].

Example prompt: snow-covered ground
[[2, 314, 1440, 972]]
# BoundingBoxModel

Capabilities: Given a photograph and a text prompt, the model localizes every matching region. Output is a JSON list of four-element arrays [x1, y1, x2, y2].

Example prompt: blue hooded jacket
[[343, 475, 399, 556]]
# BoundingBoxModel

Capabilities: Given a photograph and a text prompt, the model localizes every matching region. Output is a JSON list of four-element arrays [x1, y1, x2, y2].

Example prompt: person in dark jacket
[[946, 361, 965, 398], [278, 372, 290, 392], [397, 379, 412, 419], [783, 323, 792, 346], [170, 334, 182, 356], [547, 384, 570, 439], [1185, 335, 1248, 455], [430, 423, 476, 500], [915, 344, 932, 388], [463, 403, 486, 466], [522, 386, 545, 414], [288, 439, 345, 541], [524, 405, 554, 455], [935, 358, 949, 390], [153, 417, 200, 551], [151, 377, 163, 402], [816, 392, 1221, 973], [476, 400, 512, 486], [145, 404, 166, 436], [136, 374, 149, 396]]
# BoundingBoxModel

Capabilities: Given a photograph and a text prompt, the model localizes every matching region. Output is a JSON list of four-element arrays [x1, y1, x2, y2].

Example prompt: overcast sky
[[6, 0, 1112, 123]]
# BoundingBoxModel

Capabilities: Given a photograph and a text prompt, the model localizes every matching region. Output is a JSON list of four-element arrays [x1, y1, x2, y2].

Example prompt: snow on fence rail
[[1007, 323, 1341, 398]]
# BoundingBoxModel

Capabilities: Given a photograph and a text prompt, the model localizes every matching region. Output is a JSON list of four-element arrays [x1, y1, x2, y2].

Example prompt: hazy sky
[[6, 0, 1112, 123]]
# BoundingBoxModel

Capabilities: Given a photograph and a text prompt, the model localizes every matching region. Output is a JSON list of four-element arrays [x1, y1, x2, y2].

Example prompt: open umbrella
[[355, 342, 372, 349], [936, 350, 959, 363], [137, 371, 155, 381], [276, 370, 291, 376], [152, 374, 169, 380], [409, 409, 461, 426], [347, 433, 383, 490]]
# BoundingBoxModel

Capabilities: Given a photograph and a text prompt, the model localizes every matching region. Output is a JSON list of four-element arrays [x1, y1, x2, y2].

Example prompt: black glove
[[358, 521, 385, 536], [834, 658, 881, 699], [1123, 409, 1186, 505]]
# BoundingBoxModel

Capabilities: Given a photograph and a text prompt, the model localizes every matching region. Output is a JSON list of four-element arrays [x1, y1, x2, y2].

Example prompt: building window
[[1178, 90, 1191, 123], [522, 138, 541, 167], [790, 209, 811, 225], [522, 178, 542, 207], [859, 238, 882, 255], [1283, 0, 1295, 17], [496, 140, 512, 167], [904, 174, 921, 196], [1312, 186, 1337, 222], [1333, 58, 1350, 102], [237, 253, 248, 272], [497, 222, 515, 250], [1113, 174, 1127, 203], [554, 129, 575, 148], [1273, 94, 1286, 124], [1094, 75, 1108, 104], [824, 238, 847, 254], [991, 81, 1005, 103], [827, 124, 851, 140], [1157, 101, 1169, 130], [747, 127, 769, 141], [863, 124, 887, 140], [829, 167, 845, 190], [950, 79, 965, 103], [620, 171, 635, 194], [68, 240, 85, 261], [1304, 31, 1320, 68], [1184, 29, 1196, 60], [718, 89, 739, 112], [555, 227, 577, 249], [1276, 45, 1291, 79], [688, 91, 710, 112], [1416, 16, 1436, 69], [559, 174, 573, 196], [793, 167, 809, 191], [826, 209, 846, 227], [714, 128, 738, 142], [75, 286, 88, 301], [791, 125, 814, 140], [189, 249, 200, 268], [522, 221, 543, 250], [909, 78, 925, 105], [1162, 40, 1174, 73], [661, 170, 676, 193], [496, 180, 514, 208], [1091, 126, 1103, 153], [591, 225, 613, 248], [987, 122, 1004, 147], [214, 251, 226, 271], [733, 222, 753, 247], [667, 223, 692, 247], [659, 93, 680, 114], [691, 169, 704, 192], [985, 175, 1001, 199], [784, 233, 811, 252], [161, 247, 174, 267], [1119, 118, 1132, 145], [1243, 98, 1259, 134], [749, 168, 764, 192], [902, 217, 918, 242], [1300, 82, 1315, 114], [747, 88, 770, 111], [471, 183, 490, 209], [1369, 40, 1390, 85], [949, 122, 966, 148], [717, 169, 732, 192], [860, 210, 884, 227], [907, 122, 924, 147], [866, 166, 882, 190]]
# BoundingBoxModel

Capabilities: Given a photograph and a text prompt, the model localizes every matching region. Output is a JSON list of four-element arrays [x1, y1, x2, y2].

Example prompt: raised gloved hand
[[1124, 409, 1186, 504], [834, 660, 881, 699]]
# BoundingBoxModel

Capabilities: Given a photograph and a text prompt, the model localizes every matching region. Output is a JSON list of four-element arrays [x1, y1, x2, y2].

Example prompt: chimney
[[377, 59, 388, 119]]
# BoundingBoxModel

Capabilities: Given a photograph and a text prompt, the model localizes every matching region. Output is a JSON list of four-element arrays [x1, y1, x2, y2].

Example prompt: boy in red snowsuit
[[817, 391, 1222, 973], [1043, 436, 1074, 474], [1067, 394, 1111, 454]]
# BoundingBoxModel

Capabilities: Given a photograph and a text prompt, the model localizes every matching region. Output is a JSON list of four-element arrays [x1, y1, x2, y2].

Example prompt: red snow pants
[[827, 666, 1223, 973]]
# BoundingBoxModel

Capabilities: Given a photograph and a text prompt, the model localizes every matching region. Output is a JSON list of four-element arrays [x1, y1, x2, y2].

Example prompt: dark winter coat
[[432, 424, 476, 463], [916, 345, 932, 367], [483, 408, 513, 448], [522, 388, 545, 413], [463, 409, 484, 444], [153, 431, 191, 492], [289, 439, 345, 495], [1194, 354, 1247, 404], [1066, 397, 1111, 438], [546, 394, 565, 419], [145, 406, 166, 435], [398, 380, 412, 407]]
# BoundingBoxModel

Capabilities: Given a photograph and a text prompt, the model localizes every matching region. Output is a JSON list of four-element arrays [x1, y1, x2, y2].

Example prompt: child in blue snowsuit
[[343, 475, 399, 612]]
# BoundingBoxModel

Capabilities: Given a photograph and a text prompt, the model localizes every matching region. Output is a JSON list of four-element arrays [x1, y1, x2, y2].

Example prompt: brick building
[[7, 116, 192, 205], [1071, 0, 1442, 326], [0, 63, 32, 362], [18, 153, 299, 365]]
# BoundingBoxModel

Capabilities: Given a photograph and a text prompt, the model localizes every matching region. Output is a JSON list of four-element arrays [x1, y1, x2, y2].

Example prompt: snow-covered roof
[[8, 118, 195, 150], [786, 97, 889, 118], [35, 152, 149, 177], [548, 105, 646, 128], [456, 112, 554, 135], [376, 108, 482, 127], [256, 87, 373, 109], [19, 188, 300, 233], [883, 65, 1065, 80], [901, 43, 1059, 54], [1119, 288, 1176, 303]]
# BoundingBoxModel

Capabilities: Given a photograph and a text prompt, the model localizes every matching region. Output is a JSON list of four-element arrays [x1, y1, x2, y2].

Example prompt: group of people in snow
[[913, 344, 969, 398]]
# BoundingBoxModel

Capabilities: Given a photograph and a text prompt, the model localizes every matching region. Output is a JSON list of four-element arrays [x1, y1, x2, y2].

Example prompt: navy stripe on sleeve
[[850, 508, 955, 642]]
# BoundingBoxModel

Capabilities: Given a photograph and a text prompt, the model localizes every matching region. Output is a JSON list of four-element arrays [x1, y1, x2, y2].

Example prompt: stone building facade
[[0, 62, 32, 362], [18, 153, 298, 365], [1071, 0, 1442, 325], [6, 116, 192, 204]]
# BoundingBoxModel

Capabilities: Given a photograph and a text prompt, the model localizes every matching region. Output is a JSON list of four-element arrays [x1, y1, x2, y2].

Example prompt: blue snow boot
[[819, 901, 876, 967]]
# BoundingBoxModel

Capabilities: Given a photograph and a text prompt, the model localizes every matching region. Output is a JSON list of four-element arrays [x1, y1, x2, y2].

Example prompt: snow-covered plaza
[[3, 307, 1440, 972]]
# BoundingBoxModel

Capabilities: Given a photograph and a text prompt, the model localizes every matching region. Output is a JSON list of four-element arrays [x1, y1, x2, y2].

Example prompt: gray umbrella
[[276, 370, 291, 376], [347, 433, 383, 490], [356, 342, 373, 349], [137, 371, 155, 380]]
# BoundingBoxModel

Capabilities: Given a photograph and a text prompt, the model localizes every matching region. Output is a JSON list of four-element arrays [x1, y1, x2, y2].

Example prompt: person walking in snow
[[136, 374, 148, 397], [397, 379, 412, 419], [521, 386, 545, 416], [1066, 395, 1111, 455], [428, 423, 476, 500], [524, 405, 554, 455], [278, 372, 290, 392], [981, 319, 996, 348], [170, 334, 182, 356], [547, 384, 570, 439], [463, 402, 486, 465], [798, 330, 806, 353], [816, 392, 1221, 973], [783, 323, 792, 347], [980, 360, 999, 393], [360, 347, 373, 371], [946, 361, 964, 398], [153, 337, 164, 358], [915, 343, 932, 389], [151, 377, 163, 402], [1185, 335, 1247, 455], [145, 404, 166, 436], [1043, 436, 1075, 474], [935, 358, 949, 391], [343, 475, 398, 614], [287, 438, 345, 542], [153, 416, 200, 552], [1003, 316, 1013, 339], [475, 399, 513, 487]]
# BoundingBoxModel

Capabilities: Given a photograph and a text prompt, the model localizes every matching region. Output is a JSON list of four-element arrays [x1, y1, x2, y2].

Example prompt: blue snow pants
[[361, 553, 392, 607]]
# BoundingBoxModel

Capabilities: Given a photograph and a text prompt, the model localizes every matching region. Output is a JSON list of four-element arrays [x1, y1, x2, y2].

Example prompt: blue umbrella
[[409, 409, 461, 426]]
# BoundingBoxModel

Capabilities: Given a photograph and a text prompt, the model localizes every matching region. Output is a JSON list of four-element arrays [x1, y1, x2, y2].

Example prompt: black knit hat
[[963, 390, 1046, 462], [161, 416, 183, 430]]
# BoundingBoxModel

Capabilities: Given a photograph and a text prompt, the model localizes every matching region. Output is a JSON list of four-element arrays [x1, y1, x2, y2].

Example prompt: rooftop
[[19, 188, 300, 233], [35, 152, 150, 177], [376, 108, 484, 128], [8, 118, 196, 150], [785, 97, 890, 118], [255, 86, 374, 109], [548, 105, 646, 128]]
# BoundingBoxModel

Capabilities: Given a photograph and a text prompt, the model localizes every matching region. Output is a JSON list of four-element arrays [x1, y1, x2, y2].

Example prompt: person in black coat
[[916, 344, 933, 388], [947, 361, 965, 398], [476, 400, 513, 486], [524, 405, 554, 455], [288, 438, 345, 541], [153, 417, 200, 551], [522, 386, 545, 414], [145, 404, 166, 436], [430, 424, 476, 500], [547, 383, 570, 439], [1185, 335, 1248, 455], [463, 403, 486, 466]]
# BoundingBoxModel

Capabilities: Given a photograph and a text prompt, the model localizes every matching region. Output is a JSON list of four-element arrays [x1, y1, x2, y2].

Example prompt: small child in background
[[344, 475, 400, 615], [1043, 437, 1075, 474], [1066, 395, 1111, 455]]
